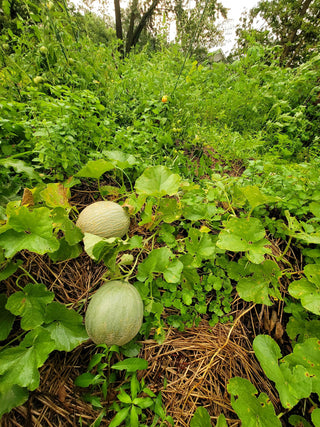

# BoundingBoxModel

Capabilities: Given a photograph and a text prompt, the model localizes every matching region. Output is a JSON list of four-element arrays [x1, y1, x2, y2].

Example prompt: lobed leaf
[[0, 327, 55, 391], [6, 283, 54, 330], [135, 165, 181, 197], [0, 295, 15, 341], [0, 384, 29, 418], [228, 377, 281, 426], [217, 217, 271, 264], [0, 206, 59, 257], [289, 264, 320, 315], [253, 335, 312, 409], [76, 159, 115, 179], [137, 247, 183, 283], [237, 260, 281, 305], [44, 302, 88, 351]]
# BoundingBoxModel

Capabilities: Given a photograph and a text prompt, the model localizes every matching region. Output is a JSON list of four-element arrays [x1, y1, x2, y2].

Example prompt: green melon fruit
[[85, 280, 144, 346], [76, 201, 130, 239]]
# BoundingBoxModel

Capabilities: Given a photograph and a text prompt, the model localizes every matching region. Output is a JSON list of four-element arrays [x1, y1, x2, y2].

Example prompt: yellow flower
[[161, 95, 168, 103]]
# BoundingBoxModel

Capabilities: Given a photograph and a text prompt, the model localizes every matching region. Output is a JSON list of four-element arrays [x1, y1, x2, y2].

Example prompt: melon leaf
[[228, 377, 281, 426], [135, 165, 181, 197], [6, 283, 54, 330]]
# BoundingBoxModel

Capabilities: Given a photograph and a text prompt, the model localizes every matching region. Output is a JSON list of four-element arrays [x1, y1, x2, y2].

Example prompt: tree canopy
[[234, 0, 320, 66]]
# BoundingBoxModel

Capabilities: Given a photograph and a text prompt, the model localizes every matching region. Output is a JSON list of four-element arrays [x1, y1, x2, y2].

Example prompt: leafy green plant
[[0, 280, 88, 417], [228, 377, 281, 426], [75, 347, 173, 426], [2, 4, 320, 424], [0, 182, 83, 260]]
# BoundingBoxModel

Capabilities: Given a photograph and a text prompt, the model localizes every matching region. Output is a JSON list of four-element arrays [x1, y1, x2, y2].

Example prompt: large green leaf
[[135, 165, 181, 197], [0, 328, 55, 391], [83, 233, 128, 272], [253, 335, 312, 409], [158, 198, 182, 222], [40, 183, 71, 209], [51, 207, 83, 245], [228, 377, 281, 426], [241, 185, 279, 210], [6, 283, 54, 330], [289, 264, 320, 315], [186, 228, 217, 267], [76, 159, 115, 179], [237, 260, 281, 305], [0, 259, 23, 281], [284, 338, 320, 399], [103, 150, 137, 169], [44, 302, 88, 351], [217, 217, 271, 264], [0, 384, 29, 418], [0, 159, 40, 181], [311, 408, 320, 426], [48, 238, 82, 262], [286, 317, 320, 342], [282, 211, 320, 244], [190, 407, 212, 427], [0, 206, 59, 257]]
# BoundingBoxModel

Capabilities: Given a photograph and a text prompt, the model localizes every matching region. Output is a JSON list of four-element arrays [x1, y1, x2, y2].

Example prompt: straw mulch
[[1, 182, 289, 426], [142, 311, 280, 427], [1, 307, 281, 427]]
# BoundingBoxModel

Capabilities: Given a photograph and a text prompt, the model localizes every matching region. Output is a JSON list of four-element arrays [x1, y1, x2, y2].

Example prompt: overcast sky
[[222, 0, 258, 21], [219, 0, 259, 52]]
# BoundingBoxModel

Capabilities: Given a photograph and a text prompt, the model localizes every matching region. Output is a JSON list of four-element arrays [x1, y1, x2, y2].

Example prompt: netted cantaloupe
[[76, 201, 130, 238], [85, 281, 144, 346]]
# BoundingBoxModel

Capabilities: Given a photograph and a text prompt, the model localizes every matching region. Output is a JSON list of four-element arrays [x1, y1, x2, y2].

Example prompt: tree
[[73, 10, 116, 45], [80, 0, 227, 56], [234, 0, 320, 66], [173, 0, 227, 57]]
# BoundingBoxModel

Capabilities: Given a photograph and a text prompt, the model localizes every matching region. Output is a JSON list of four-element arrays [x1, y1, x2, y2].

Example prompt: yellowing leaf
[[41, 183, 71, 209]]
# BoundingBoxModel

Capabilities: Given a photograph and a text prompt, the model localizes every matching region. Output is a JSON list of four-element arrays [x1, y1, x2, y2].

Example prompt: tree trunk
[[114, 0, 124, 53], [125, 0, 139, 54], [127, 0, 161, 52]]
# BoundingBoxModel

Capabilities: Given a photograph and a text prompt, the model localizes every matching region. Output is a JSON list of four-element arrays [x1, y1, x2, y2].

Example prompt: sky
[[219, 0, 259, 52], [221, 0, 258, 21]]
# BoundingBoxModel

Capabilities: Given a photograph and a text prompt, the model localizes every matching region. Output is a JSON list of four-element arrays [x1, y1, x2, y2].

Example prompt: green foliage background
[[1, 0, 320, 425]]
